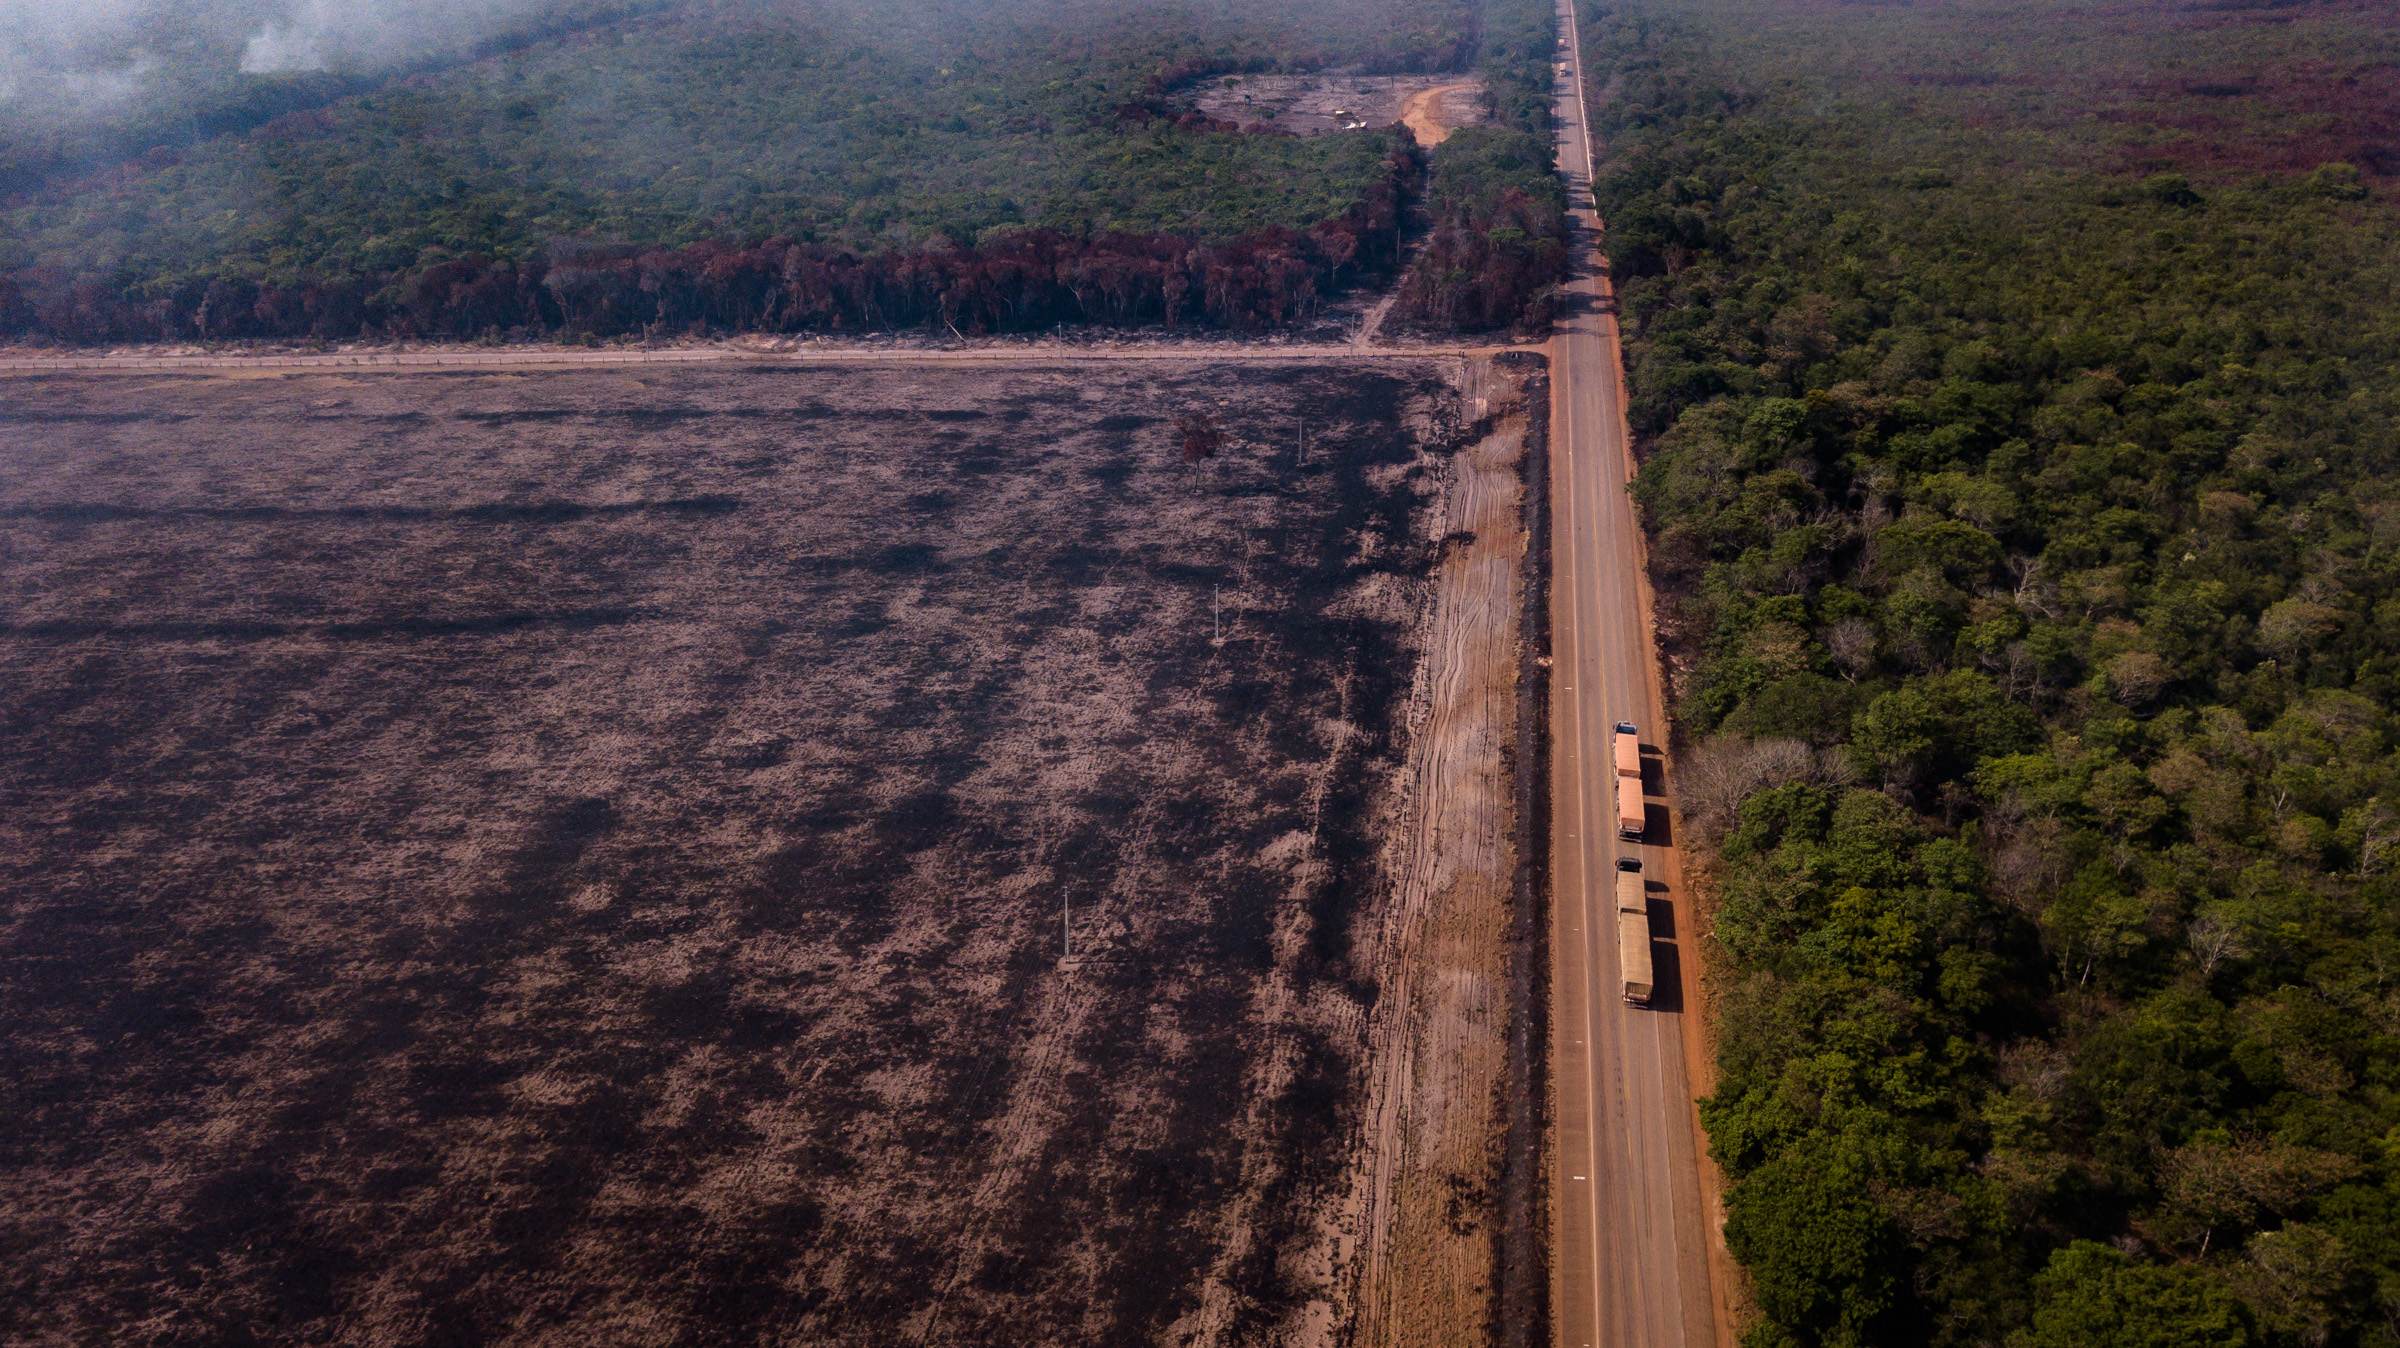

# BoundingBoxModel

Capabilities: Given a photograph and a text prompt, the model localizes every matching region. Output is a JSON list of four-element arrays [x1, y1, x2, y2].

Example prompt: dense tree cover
[[1579, 0, 2400, 1343], [0, 168, 1415, 341], [1391, 0, 1567, 332], [0, 0, 1515, 342]]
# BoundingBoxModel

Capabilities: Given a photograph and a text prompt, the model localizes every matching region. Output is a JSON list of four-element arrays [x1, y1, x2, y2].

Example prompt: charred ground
[[0, 362, 1468, 1343]]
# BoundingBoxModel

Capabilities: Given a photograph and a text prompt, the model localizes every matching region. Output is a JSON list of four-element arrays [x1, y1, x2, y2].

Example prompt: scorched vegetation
[[0, 361, 1464, 1343]]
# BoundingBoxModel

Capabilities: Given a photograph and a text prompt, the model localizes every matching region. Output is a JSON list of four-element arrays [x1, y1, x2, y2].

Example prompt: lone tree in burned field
[[1176, 410, 1227, 462]]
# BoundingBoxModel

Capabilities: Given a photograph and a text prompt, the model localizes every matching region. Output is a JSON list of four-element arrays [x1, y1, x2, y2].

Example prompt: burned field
[[0, 360, 1500, 1344]]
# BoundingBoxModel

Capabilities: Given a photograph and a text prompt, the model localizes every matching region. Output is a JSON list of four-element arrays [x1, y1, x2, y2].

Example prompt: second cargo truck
[[1614, 721, 1645, 839], [1616, 856, 1652, 1006]]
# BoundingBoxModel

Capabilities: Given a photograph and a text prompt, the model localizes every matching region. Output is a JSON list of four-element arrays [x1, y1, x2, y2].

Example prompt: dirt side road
[[1342, 358, 1538, 1348], [1546, 1, 1739, 1346]]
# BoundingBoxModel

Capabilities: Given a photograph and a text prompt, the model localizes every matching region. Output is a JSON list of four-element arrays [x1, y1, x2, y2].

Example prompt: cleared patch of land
[[1399, 82, 1487, 147], [1196, 73, 1489, 142], [0, 360, 1538, 1345]]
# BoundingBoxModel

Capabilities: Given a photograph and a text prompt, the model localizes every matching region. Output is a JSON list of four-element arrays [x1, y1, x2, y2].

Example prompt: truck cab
[[1615, 854, 1646, 914]]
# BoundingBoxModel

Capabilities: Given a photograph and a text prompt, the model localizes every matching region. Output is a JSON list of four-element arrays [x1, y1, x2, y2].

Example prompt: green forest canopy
[[2, 0, 1455, 283], [1579, 0, 2400, 1343]]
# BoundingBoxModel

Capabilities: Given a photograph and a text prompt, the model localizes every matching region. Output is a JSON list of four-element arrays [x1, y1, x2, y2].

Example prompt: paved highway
[[1544, 3, 1730, 1346]]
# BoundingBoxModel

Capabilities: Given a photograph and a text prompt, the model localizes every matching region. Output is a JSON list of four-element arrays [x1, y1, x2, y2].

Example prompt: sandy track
[[1343, 358, 1532, 1348], [1354, 291, 1407, 349]]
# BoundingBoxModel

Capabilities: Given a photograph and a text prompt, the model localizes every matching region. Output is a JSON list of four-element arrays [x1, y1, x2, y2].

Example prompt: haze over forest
[[0, 0, 1562, 342], [2, 0, 619, 101]]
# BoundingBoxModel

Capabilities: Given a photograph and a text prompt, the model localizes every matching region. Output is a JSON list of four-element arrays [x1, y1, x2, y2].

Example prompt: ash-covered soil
[[0, 362, 1461, 1345]]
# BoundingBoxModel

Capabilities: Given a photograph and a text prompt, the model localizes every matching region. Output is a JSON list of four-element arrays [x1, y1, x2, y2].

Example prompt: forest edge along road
[[1544, 3, 1738, 1348]]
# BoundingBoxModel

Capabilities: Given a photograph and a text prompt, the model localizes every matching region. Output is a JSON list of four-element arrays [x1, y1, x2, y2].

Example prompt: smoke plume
[[0, 0, 592, 119]]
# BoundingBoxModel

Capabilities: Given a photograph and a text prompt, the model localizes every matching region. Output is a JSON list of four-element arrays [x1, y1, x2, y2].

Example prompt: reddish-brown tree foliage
[[1174, 411, 1225, 461], [1393, 183, 1567, 333], [0, 143, 1421, 346]]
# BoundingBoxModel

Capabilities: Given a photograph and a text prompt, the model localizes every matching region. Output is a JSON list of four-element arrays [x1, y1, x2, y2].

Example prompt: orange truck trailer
[[1613, 721, 1644, 839], [1616, 856, 1652, 1006]]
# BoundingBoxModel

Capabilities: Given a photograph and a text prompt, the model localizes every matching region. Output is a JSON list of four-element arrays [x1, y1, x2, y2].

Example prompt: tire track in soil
[[1342, 357, 1530, 1348], [907, 972, 1102, 1346]]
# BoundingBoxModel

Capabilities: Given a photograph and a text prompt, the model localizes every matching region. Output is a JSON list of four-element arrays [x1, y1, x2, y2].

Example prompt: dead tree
[[1175, 411, 1225, 463]]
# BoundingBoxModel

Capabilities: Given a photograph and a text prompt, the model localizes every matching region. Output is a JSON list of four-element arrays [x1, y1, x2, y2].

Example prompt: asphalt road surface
[[1545, 3, 1727, 1346]]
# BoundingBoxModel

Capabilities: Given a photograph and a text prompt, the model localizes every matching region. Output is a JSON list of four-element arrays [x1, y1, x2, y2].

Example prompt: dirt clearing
[[1194, 73, 1489, 142], [0, 358, 1540, 1345], [1399, 82, 1484, 146]]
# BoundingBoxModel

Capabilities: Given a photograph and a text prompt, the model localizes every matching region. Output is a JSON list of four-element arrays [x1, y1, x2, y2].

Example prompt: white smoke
[[62, 55, 162, 103], [0, 0, 152, 112], [239, 13, 329, 74], [0, 0, 599, 117], [238, 0, 467, 76]]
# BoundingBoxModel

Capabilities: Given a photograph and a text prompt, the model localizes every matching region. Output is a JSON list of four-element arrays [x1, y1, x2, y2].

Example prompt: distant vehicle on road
[[1616, 856, 1652, 1006], [1614, 721, 1644, 839]]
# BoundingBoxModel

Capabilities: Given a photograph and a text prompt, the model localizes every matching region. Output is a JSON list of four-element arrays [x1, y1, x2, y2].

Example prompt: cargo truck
[[1616, 857, 1652, 1006], [1614, 721, 1644, 839]]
